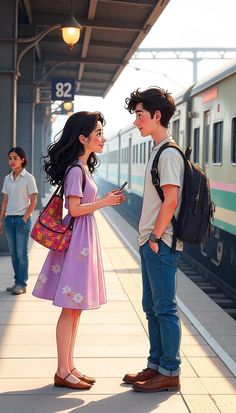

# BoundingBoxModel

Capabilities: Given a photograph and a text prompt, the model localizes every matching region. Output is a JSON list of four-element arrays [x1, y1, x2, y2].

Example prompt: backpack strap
[[151, 142, 186, 251]]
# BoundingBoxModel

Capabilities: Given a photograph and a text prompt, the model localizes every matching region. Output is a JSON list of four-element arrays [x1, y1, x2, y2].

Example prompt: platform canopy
[[18, 0, 170, 98]]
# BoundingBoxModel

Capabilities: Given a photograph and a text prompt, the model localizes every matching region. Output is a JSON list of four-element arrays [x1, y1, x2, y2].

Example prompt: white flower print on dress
[[34, 273, 48, 289], [51, 264, 61, 274], [72, 293, 83, 303], [62, 286, 72, 294], [62, 285, 86, 308], [80, 247, 89, 257], [39, 273, 47, 283]]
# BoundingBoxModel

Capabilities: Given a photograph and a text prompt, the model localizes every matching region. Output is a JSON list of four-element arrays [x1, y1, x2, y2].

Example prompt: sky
[[52, 0, 236, 138]]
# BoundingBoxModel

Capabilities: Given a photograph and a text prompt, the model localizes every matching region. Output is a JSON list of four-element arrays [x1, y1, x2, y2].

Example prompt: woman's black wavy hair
[[42, 111, 105, 186]]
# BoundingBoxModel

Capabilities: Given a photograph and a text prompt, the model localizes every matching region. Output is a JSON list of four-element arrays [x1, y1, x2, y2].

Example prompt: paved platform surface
[[0, 211, 236, 413]]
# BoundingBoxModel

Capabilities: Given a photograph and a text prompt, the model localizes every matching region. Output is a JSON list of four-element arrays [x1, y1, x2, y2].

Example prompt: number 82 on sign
[[51, 78, 75, 101]]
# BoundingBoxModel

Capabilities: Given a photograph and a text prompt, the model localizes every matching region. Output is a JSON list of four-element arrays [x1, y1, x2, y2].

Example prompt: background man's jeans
[[5, 216, 31, 287], [139, 240, 181, 376]]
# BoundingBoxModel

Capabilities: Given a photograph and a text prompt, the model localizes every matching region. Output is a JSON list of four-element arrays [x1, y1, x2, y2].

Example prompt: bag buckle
[[151, 168, 160, 186]]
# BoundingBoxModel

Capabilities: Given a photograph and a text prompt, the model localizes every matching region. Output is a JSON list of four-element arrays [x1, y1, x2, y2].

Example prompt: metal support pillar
[[0, 0, 18, 254], [16, 29, 35, 173], [34, 105, 52, 207]]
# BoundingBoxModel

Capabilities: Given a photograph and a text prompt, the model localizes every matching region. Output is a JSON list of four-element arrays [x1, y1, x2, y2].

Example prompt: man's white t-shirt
[[138, 136, 184, 251], [2, 169, 38, 216]]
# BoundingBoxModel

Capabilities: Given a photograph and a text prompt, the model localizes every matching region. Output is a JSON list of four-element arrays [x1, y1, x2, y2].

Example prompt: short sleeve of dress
[[64, 166, 84, 198]]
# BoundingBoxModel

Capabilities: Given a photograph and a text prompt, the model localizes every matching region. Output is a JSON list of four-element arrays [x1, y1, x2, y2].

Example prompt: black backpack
[[151, 142, 215, 250]]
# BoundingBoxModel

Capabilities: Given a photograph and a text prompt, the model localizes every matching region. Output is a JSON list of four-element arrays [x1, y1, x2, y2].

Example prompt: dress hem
[[32, 292, 107, 310]]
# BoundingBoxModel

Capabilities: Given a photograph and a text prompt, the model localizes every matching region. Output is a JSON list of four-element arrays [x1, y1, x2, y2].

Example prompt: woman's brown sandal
[[71, 368, 96, 385], [54, 373, 92, 389]]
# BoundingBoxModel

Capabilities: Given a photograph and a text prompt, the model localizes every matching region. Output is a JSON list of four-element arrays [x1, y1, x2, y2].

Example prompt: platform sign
[[51, 78, 75, 101]]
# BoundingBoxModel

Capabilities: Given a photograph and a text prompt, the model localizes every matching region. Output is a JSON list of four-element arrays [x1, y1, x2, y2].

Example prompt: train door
[[128, 136, 132, 189], [200, 110, 211, 259], [202, 110, 210, 170], [172, 119, 180, 143]]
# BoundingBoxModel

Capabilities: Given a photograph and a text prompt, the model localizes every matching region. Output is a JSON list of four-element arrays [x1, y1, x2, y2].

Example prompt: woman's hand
[[103, 190, 125, 207], [0, 221, 4, 234]]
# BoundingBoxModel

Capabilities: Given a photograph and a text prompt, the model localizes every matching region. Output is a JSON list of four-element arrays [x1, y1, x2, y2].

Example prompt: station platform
[[0, 210, 236, 413]]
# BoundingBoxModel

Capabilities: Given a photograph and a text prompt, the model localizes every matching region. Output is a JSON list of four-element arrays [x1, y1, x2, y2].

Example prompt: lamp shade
[[63, 101, 73, 111], [61, 15, 82, 48]]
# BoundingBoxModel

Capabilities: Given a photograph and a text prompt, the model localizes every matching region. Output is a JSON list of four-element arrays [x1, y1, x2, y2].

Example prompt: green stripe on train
[[213, 219, 236, 236], [211, 189, 236, 212]]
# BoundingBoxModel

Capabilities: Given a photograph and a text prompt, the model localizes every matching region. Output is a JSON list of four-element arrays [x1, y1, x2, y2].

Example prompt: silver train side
[[97, 60, 236, 291]]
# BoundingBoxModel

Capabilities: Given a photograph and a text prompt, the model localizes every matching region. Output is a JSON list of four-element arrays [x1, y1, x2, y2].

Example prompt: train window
[[140, 143, 143, 163], [133, 146, 135, 163], [148, 140, 152, 158], [203, 111, 210, 166], [122, 147, 128, 163], [136, 144, 138, 163], [107, 150, 118, 163], [143, 142, 146, 163], [231, 118, 236, 164], [213, 121, 223, 164], [193, 127, 200, 163]]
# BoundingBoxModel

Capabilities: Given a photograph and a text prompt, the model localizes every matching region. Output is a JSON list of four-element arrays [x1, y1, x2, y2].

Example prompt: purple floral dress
[[32, 162, 106, 310]]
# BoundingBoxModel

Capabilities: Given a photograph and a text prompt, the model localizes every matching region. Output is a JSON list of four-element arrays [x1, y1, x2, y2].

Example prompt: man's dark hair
[[125, 87, 176, 128]]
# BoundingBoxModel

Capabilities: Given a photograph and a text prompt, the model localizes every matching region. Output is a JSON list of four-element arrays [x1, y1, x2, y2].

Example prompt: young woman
[[0, 147, 38, 295], [32, 111, 125, 390]]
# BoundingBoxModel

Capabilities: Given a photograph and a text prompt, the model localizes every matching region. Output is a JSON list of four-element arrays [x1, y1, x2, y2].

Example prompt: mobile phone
[[118, 181, 128, 191]]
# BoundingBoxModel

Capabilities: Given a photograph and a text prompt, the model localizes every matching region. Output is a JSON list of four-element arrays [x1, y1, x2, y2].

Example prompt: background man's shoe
[[133, 373, 180, 392], [123, 368, 158, 384], [11, 286, 26, 295], [6, 284, 16, 292]]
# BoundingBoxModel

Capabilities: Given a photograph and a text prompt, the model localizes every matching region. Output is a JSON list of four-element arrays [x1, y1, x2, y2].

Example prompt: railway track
[[179, 253, 236, 320]]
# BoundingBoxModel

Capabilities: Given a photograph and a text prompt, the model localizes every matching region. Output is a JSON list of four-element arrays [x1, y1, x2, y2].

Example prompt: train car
[[173, 60, 236, 290], [97, 60, 236, 291]]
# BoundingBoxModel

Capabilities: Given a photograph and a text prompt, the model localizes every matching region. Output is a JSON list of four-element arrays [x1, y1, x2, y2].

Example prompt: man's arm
[[149, 184, 179, 253]]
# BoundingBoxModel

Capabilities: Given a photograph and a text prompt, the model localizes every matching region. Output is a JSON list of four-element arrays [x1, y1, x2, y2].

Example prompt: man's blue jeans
[[139, 240, 181, 376], [4, 216, 31, 288]]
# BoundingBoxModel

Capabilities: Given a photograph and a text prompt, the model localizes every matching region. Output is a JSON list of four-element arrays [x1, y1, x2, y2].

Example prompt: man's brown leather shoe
[[54, 373, 92, 390], [123, 368, 158, 384], [133, 373, 180, 392]]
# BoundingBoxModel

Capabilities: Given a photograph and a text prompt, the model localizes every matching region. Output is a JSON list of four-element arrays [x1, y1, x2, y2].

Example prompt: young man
[[123, 87, 184, 392]]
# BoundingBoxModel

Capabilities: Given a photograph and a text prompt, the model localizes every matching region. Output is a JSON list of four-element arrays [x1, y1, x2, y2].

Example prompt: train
[[96, 59, 236, 292]]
